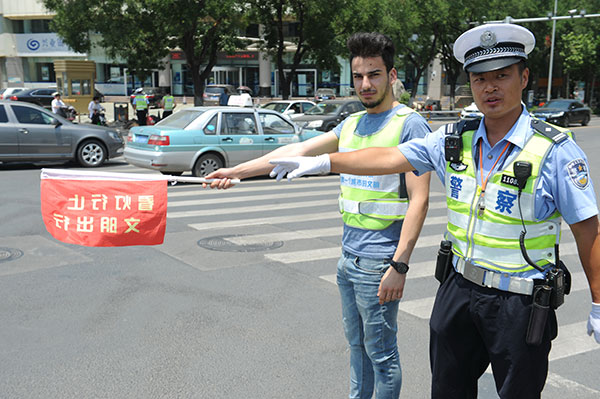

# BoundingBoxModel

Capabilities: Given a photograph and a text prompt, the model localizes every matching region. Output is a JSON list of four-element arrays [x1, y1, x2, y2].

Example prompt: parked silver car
[[0, 100, 124, 167]]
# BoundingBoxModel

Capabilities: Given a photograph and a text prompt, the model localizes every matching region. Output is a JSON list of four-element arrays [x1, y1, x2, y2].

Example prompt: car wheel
[[582, 114, 590, 126], [77, 140, 107, 167], [561, 115, 570, 127], [160, 171, 183, 176], [193, 153, 223, 177]]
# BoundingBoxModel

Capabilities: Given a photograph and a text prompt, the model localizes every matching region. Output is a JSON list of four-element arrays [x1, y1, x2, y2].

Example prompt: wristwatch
[[386, 259, 409, 274]]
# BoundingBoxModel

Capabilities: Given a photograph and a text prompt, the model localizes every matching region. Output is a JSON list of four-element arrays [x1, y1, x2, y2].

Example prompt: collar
[[474, 103, 531, 151]]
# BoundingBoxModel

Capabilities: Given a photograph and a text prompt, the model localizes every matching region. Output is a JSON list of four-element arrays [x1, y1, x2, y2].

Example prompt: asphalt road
[[1, 117, 600, 398]]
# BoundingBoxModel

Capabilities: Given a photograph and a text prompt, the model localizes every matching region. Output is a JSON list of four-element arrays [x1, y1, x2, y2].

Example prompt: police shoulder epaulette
[[530, 119, 569, 144], [445, 118, 480, 135]]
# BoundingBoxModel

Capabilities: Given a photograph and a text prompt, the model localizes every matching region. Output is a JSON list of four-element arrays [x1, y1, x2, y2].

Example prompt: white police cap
[[453, 23, 535, 73]]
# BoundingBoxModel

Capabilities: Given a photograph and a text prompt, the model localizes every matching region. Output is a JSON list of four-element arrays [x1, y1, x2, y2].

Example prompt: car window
[[37, 89, 54, 95], [204, 115, 218, 135], [263, 103, 287, 113], [0, 105, 8, 123], [155, 110, 204, 129], [301, 103, 313, 112], [205, 87, 224, 94], [259, 113, 295, 135], [305, 103, 341, 115], [221, 113, 257, 135], [12, 105, 55, 125]]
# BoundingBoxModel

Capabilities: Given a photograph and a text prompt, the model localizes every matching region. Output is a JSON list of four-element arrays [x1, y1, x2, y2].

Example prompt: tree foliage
[[43, 0, 247, 104]]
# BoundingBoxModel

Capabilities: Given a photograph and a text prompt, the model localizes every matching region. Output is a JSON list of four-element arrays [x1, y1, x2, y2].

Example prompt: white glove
[[269, 154, 331, 181], [587, 302, 600, 344]]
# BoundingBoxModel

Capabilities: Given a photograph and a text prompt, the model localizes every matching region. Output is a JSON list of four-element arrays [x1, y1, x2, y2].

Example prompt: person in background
[[88, 96, 105, 125], [132, 88, 149, 126], [161, 89, 176, 118], [51, 92, 67, 118]]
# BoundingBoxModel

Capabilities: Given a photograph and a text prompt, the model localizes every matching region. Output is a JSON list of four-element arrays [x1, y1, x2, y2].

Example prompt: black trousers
[[429, 269, 558, 399], [162, 110, 172, 118], [136, 110, 147, 125]]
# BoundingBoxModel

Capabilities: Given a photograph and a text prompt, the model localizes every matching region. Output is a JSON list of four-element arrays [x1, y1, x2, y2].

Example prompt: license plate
[[135, 135, 148, 143]]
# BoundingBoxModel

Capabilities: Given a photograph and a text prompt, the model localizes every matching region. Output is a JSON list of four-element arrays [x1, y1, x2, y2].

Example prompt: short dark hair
[[469, 60, 527, 78], [93, 96, 100, 101], [347, 32, 395, 72]]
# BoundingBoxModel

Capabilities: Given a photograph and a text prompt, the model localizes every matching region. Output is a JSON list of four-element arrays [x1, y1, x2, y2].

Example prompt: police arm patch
[[567, 158, 590, 190]]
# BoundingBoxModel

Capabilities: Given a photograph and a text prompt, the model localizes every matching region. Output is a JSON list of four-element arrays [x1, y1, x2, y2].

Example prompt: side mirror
[[53, 119, 62, 127], [285, 109, 296, 115], [340, 111, 349, 118]]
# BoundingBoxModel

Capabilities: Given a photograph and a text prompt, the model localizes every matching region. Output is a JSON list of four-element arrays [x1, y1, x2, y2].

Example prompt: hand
[[202, 168, 238, 189], [377, 267, 407, 304], [269, 154, 331, 181], [587, 302, 600, 343]]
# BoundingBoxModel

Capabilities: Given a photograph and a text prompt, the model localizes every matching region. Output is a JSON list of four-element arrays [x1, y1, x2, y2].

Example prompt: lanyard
[[477, 140, 511, 216]]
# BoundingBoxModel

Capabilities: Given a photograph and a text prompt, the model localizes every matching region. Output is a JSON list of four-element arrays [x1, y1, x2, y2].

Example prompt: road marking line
[[168, 188, 341, 207], [545, 372, 600, 394], [266, 247, 341, 263], [225, 227, 342, 245], [188, 211, 339, 230]]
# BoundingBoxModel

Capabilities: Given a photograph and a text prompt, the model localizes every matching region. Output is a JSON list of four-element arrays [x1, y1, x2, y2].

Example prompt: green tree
[[43, 0, 247, 105], [249, 0, 342, 100]]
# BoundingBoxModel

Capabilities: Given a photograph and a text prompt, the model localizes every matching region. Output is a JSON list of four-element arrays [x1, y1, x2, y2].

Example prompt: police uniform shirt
[[397, 105, 598, 279], [332, 104, 432, 258]]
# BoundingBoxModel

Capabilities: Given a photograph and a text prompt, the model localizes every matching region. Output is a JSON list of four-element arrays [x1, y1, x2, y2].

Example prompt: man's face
[[469, 63, 528, 121], [351, 56, 396, 110]]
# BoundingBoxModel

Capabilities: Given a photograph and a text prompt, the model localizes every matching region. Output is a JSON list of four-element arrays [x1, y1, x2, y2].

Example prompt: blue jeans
[[337, 251, 402, 399]]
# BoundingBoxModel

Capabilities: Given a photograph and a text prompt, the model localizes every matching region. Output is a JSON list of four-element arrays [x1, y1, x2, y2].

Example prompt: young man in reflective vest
[[205, 32, 431, 398], [269, 24, 600, 398]]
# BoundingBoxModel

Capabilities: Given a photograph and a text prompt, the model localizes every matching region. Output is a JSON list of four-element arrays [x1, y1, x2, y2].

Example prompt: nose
[[484, 80, 497, 93]]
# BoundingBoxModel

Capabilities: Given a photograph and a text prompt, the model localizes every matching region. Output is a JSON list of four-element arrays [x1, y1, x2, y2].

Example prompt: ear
[[389, 67, 398, 85], [521, 67, 529, 90]]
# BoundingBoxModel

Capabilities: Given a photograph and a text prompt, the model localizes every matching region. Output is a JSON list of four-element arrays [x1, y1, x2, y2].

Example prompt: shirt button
[[487, 154, 493, 159]]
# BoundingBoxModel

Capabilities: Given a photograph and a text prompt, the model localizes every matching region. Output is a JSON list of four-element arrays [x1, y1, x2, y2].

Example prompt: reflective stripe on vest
[[135, 95, 148, 110], [444, 125, 572, 272], [338, 106, 415, 230], [163, 95, 174, 110]]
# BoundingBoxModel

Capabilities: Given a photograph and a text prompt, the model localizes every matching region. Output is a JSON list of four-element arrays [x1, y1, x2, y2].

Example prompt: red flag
[[40, 169, 167, 247]]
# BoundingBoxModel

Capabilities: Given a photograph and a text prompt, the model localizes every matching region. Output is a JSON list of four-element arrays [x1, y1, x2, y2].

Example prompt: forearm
[[571, 216, 600, 302], [392, 173, 430, 263], [329, 147, 416, 175]]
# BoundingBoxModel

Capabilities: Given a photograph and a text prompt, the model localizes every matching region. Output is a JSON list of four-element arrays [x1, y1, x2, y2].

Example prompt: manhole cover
[[0, 247, 24, 263], [197, 235, 284, 253]]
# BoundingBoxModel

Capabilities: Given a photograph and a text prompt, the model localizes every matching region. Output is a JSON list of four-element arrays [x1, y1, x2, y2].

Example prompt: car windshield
[[262, 103, 288, 113], [317, 89, 335, 95], [305, 103, 341, 115], [205, 87, 225, 94], [155, 110, 204, 128], [541, 100, 572, 110]]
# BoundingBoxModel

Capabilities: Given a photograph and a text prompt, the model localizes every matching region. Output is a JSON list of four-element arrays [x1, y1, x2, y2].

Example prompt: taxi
[[123, 106, 324, 177]]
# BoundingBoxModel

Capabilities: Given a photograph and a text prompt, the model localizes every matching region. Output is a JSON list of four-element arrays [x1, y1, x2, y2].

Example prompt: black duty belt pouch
[[526, 285, 552, 346], [435, 240, 453, 284]]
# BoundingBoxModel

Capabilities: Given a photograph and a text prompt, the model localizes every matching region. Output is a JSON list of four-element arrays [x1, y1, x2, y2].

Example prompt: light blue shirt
[[398, 105, 598, 279], [334, 104, 432, 258]]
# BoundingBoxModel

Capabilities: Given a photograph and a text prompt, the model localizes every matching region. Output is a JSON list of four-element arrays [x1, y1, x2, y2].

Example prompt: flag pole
[[41, 168, 240, 184]]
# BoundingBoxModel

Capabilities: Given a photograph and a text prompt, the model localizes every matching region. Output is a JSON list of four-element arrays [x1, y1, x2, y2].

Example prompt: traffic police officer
[[132, 88, 149, 125], [269, 23, 600, 398], [161, 90, 176, 118]]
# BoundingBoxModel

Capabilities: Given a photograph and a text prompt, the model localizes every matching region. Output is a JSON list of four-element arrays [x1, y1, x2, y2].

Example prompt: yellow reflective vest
[[338, 106, 416, 230], [134, 95, 148, 110], [445, 120, 572, 273]]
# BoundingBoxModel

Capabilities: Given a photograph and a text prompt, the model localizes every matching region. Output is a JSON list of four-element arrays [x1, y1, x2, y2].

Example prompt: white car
[[0, 87, 28, 100], [460, 102, 483, 120], [262, 100, 316, 119]]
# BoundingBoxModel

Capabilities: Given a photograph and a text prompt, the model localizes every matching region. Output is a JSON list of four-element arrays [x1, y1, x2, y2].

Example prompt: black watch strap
[[387, 259, 409, 274]]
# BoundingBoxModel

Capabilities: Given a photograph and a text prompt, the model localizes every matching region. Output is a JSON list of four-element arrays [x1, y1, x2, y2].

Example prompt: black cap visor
[[465, 56, 523, 73]]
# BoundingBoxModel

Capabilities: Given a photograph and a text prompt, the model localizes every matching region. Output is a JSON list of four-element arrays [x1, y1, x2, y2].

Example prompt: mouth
[[360, 91, 376, 98], [485, 97, 502, 105]]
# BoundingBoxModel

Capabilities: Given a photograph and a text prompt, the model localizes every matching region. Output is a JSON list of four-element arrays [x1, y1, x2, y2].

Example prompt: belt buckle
[[464, 262, 486, 286]]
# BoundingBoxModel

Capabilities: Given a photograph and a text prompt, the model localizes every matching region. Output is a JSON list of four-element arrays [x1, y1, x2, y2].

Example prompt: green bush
[[399, 92, 411, 105]]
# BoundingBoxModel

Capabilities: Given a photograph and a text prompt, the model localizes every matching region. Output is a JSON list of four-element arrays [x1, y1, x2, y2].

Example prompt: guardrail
[[418, 110, 462, 121]]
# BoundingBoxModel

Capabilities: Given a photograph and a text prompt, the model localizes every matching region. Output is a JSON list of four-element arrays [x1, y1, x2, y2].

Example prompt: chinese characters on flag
[[40, 169, 167, 246]]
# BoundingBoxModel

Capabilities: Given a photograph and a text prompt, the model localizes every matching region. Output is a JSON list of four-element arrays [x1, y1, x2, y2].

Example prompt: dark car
[[203, 84, 237, 106], [8, 87, 56, 109], [532, 99, 591, 127], [0, 100, 124, 167], [314, 88, 336, 102], [129, 87, 166, 108], [292, 99, 365, 131]]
